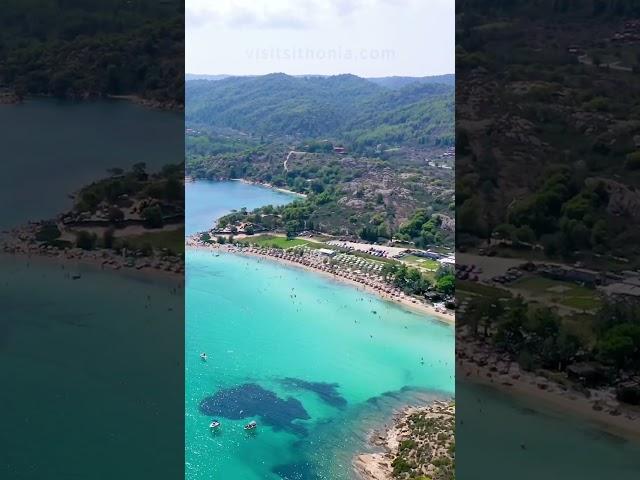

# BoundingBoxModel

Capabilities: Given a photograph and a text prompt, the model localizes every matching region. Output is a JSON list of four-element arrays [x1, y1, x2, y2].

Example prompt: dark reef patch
[[199, 383, 310, 436], [365, 386, 439, 407], [272, 461, 318, 480], [280, 377, 347, 408]]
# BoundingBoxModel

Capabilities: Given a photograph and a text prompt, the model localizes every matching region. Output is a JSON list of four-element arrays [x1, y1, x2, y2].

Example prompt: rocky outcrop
[[587, 177, 640, 220]]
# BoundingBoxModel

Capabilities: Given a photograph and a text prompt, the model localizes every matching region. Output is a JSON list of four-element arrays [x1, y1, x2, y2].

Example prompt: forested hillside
[[458, 0, 640, 16], [186, 72, 455, 246], [0, 0, 184, 107], [186, 73, 454, 151], [367, 74, 455, 89], [457, 0, 640, 263]]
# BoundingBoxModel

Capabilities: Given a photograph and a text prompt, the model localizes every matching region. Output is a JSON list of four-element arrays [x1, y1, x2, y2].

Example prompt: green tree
[[141, 205, 163, 229], [285, 221, 299, 239], [75, 231, 97, 250], [598, 323, 640, 369], [436, 274, 455, 295], [164, 177, 182, 201], [103, 227, 115, 249], [132, 162, 147, 180], [625, 152, 640, 170], [108, 207, 125, 223]]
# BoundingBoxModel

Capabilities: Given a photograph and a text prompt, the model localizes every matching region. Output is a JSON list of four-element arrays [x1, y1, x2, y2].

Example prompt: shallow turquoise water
[[185, 180, 640, 479], [185, 249, 455, 479], [186, 180, 298, 235]]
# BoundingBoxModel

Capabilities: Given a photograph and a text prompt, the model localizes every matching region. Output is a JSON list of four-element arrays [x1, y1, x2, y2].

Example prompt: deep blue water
[[185, 180, 298, 235]]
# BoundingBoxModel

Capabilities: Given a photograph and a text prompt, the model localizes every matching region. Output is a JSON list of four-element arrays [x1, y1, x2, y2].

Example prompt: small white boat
[[200, 353, 207, 361], [209, 420, 221, 429], [244, 421, 257, 431]]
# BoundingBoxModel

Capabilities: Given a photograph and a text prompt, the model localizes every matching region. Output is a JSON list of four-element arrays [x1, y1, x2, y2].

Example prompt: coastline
[[1, 233, 184, 285], [186, 242, 454, 325], [457, 337, 640, 442], [230, 178, 308, 198], [0, 93, 182, 111], [353, 401, 455, 480], [107, 94, 183, 111], [0, 250, 184, 287]]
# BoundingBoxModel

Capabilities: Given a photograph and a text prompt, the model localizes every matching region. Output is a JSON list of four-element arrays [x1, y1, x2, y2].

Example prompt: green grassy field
[[122, 229, 185, 254], [457, 280, 512, 300], [510, 276, 602, 311], [401, 255, 439, 270], [238, 235, 323, 249]]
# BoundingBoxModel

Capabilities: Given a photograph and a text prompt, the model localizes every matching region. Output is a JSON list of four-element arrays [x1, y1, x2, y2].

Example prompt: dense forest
[[186, 74, 454, 151], [367, 74, 455, 89], [0, 0, 184, 106]]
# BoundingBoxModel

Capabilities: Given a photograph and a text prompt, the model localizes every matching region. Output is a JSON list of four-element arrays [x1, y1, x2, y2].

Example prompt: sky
[[186, 0, 454, 77]]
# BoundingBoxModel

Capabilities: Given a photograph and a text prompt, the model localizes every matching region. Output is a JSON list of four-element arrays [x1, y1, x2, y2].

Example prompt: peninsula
[[2, 163, 185, 276]]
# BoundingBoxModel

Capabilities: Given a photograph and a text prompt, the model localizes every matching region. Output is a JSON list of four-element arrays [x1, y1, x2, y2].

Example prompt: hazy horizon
[[185, 72, 455, 79], [186, 0, 454, 77]]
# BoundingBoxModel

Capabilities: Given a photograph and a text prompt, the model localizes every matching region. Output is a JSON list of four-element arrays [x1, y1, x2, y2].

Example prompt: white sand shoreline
[[230, 178, 308, 198], [186, 242, 454, 325]]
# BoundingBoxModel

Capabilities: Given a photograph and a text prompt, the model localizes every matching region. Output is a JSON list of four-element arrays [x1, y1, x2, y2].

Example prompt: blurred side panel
[[0, 1, 185, 479], [456, 1, 640, 478]]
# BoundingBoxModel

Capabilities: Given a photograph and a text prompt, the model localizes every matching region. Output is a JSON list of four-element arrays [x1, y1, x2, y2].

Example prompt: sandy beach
[[231, 178, 308, 198], [1, 225, 184, 283], [457, 335, 640, 442], [186, 240, 454, 324]]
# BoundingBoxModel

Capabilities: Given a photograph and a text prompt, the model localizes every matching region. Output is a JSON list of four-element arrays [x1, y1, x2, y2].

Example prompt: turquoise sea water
[[185, 249, 455, 479], [186, 181, 640, 479], [185, 179, 455, 479], [186, 180, 298, 235]]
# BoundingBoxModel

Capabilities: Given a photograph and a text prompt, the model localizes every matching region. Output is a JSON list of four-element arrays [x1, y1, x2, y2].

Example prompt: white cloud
[[186, 0, 454, 76], [186, 0, 314, 30], [186, 0, 389, 30]]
